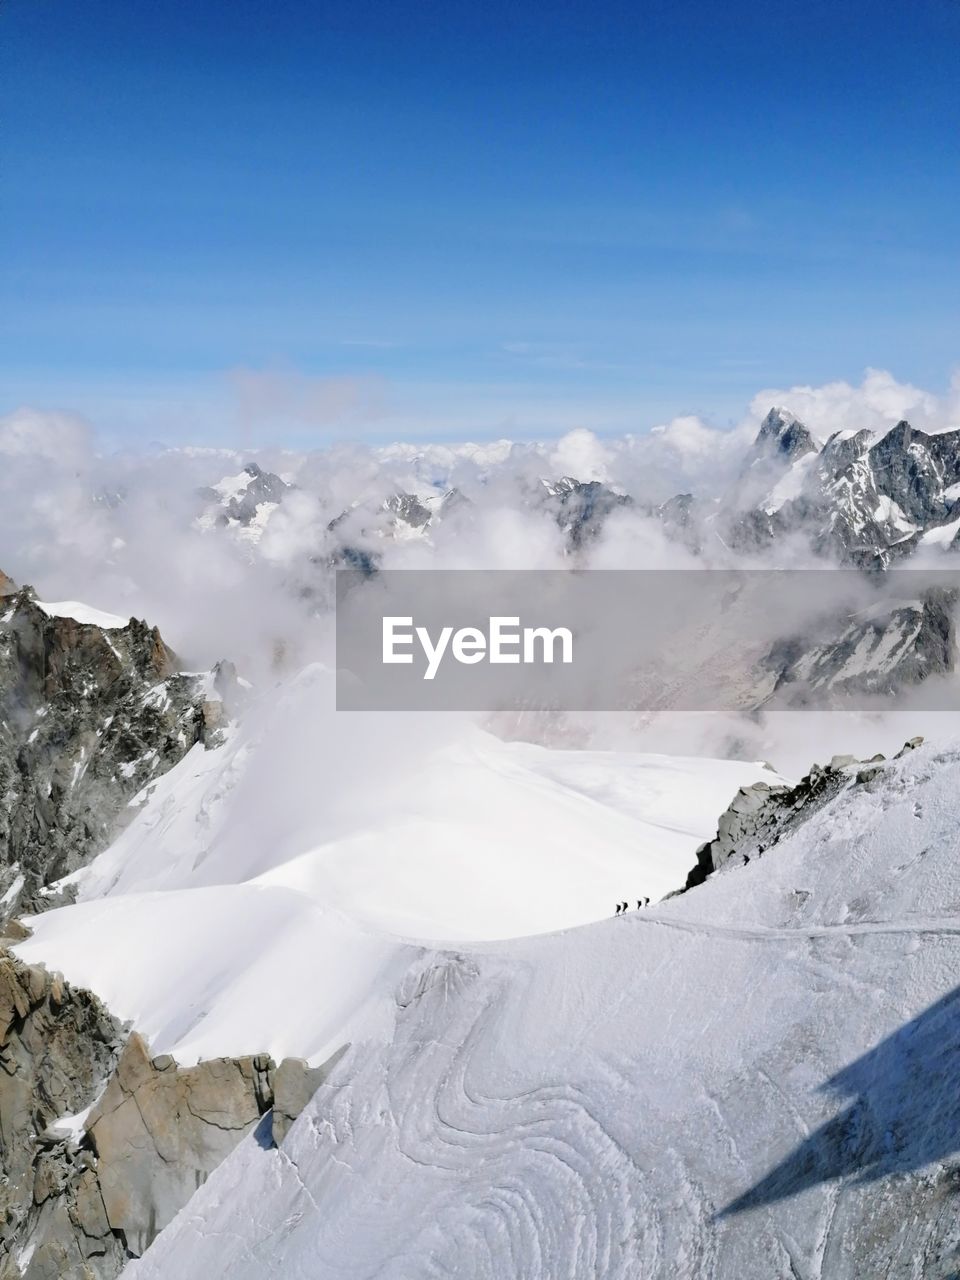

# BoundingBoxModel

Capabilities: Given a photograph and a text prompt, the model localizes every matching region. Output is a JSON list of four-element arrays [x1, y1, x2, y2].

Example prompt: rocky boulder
[[0, 949, 337, 1278], [0, 950, 125, 1280], [684, 737, 924, 890], [85, 1035, 275, 1258]]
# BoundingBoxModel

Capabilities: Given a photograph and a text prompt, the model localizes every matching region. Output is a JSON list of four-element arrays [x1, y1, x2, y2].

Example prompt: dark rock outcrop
[[383, 491, 432, 530], [758, 588, 956, 705], [0, 585, 237, 921], [717, 412, 960, 569], [199, 462, 291, 530], [745, 406, 819, 467], [684, 738, 923, 890], [0, 950, 334, 1278], [0, 950, 126, 1280], [539, 477, 634, 551]]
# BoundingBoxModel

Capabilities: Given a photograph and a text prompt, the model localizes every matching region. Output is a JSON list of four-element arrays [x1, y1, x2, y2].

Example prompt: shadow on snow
[[721, 983, 960, 1216]]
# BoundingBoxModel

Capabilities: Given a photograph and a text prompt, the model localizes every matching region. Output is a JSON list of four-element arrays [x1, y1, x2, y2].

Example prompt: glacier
[[123, 736, 960, 1278]]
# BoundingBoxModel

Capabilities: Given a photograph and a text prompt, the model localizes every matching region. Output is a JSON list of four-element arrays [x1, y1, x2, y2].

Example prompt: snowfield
[[34, 599, 130, 629], [15, 665, 781, 1065], [124, 737, 960, 1279]]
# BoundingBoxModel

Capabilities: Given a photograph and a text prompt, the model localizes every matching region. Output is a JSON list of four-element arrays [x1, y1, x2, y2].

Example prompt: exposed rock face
[[715, 413, 960, 568], [270, 1050, 346, 1146], [758, 588, 956, 704], [0, 950, 126, 1280], [85, 1035, 275, 1259], [684, 737, 923, 889], [539, 477, 633, 551], [0, 586, 236, 920], [198, 462, 291, 534], [748, 406, 820, 466], [0, 950, 333, 1279], [383, 491, 432, 530]]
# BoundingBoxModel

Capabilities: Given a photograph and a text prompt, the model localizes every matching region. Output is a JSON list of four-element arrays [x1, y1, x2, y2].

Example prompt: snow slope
[[14, 664, 780, 1066], [16, 887, 413, 1067], [34, 599, 129, 629], [128, 737, 960, 1279]]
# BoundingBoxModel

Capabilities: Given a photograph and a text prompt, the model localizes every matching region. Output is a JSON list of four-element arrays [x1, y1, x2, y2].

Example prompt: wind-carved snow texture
[[129, 738, 960, 1279]]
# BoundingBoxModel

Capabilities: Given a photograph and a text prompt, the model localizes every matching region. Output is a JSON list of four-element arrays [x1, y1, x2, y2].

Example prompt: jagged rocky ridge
[[197, 462, 291, 540], [196, 408, 960, 574], [684, 734, 924, 889], [0, 946, 335, 1280], [702, 408, 960, 568], [537, 477, 633, 550], [194, 408, 960, 571], [519, 408, 960, 568], [755, 588, 956, 706], [324, 486, 465, 575], [0, 573, 340, 1278], [0, 581, 237, 920]]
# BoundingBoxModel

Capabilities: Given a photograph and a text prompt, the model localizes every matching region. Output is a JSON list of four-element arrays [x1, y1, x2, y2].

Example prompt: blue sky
[[2, 0, 958, 445]]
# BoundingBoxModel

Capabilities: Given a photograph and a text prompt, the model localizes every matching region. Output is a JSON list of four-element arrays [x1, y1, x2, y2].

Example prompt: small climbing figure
[[615, 902, 622, 915], [643, 896, 650, 907]]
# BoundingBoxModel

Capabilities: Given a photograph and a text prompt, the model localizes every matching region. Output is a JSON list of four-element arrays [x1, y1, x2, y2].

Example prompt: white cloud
[[3, 364, 960, 679], [746, 368, 952, 438], [0, 407, 93, 464], [548, 428, 612, 483]]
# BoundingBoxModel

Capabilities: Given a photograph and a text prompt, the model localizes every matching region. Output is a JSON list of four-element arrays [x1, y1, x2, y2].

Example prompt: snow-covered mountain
[[0, 578, 236, 921], [185, 408, 960, 580], [196, 461, 292, 543], [16, 666, 783, 1054], [755, 587, 957, 706], [5, 402, 960, 1277], [719, 409, 960, 568], [126, 734, 960, 1279], [0, 629, 786, 1275]]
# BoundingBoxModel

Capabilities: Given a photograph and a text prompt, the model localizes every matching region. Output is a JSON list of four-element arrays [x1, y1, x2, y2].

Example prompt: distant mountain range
[[3, 406, 960, 1275]]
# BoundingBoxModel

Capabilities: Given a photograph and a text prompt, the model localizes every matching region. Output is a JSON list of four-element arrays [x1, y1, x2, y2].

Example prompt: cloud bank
[[1, 365, 958, 771]]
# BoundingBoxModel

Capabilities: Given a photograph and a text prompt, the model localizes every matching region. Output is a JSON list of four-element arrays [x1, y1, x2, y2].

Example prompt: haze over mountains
[[3, 381, 960, 1277]]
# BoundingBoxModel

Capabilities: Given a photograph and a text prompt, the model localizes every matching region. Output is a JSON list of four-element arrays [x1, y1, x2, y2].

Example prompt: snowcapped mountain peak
[[382, 491, 433, 529], [750, 406, 819, 464], [708, 410, 960, 568], [540, 475, 582, 497], [197, 462, 291, 543], [818, 426, 872, 472]]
